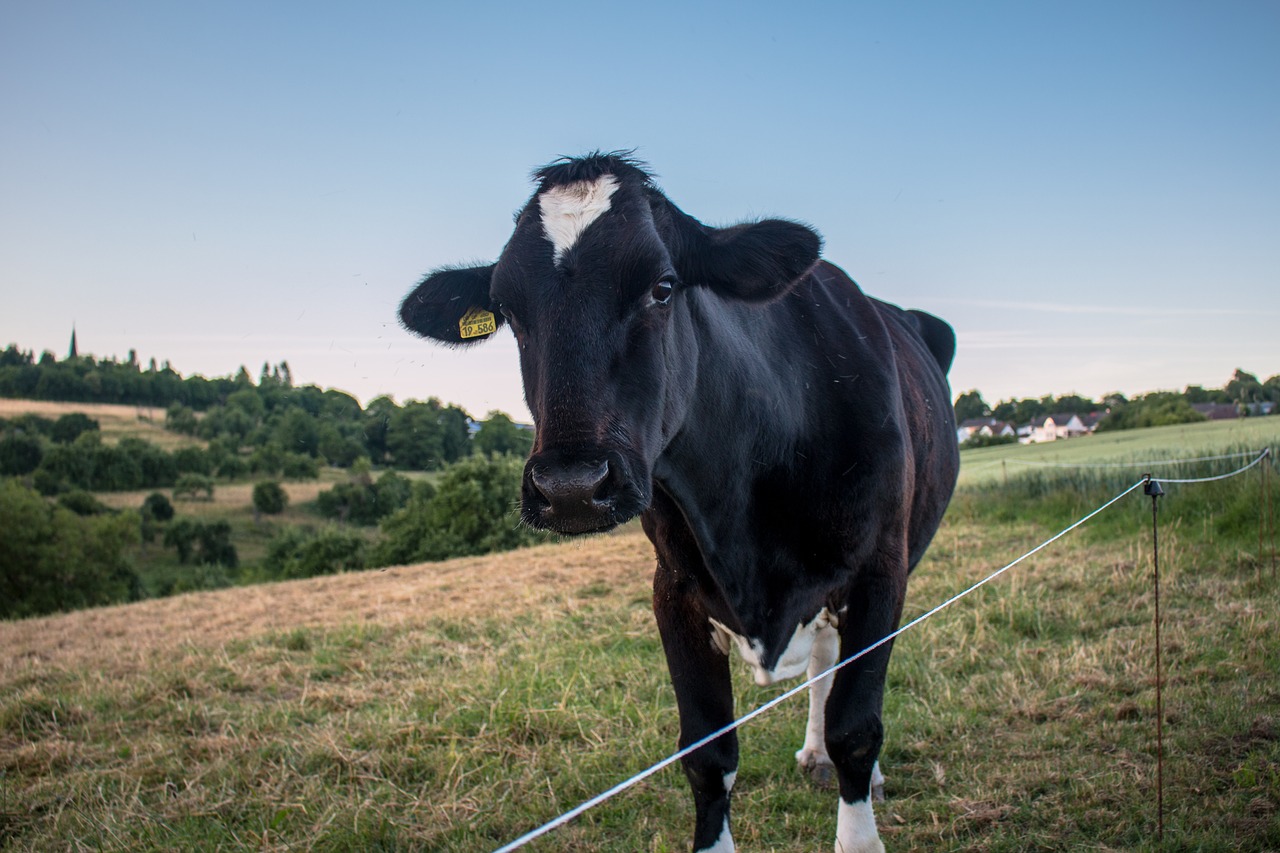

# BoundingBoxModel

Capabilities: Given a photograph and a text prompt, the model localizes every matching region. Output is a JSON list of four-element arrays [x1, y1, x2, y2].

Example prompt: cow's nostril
[[530, 460, 612, 507]]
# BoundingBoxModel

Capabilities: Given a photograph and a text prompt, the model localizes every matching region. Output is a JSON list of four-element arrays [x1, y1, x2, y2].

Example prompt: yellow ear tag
[[458, 307, 497, 340]]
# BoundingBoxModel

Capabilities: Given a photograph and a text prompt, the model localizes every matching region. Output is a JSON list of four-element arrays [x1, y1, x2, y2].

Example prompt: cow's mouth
[[520, 452, 646, 536]]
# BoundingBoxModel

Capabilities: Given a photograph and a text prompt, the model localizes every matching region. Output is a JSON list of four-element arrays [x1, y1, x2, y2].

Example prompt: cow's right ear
[[399, 263, 504, 346]]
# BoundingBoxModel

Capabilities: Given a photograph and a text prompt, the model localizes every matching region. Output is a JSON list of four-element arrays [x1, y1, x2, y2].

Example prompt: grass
[[2, 425, 1278, 850]]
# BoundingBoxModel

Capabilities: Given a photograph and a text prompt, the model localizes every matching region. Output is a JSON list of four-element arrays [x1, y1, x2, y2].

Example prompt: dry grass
[[0, 399, 202, 450], [0, 530, 653, 680]]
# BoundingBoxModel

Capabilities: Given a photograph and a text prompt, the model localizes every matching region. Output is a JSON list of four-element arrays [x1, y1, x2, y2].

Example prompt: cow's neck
[[652, 286, 834, 662]]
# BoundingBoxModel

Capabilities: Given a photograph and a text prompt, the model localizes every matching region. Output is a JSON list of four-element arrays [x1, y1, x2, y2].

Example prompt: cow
[[399, 153, 959, 853]]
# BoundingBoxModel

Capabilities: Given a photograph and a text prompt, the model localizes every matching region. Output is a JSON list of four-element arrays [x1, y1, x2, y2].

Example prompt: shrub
[[57, 490, 110, 516]]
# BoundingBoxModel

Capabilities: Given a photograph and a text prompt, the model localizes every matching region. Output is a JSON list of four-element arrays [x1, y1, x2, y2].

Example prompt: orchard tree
[[252, 481, 289, 516]]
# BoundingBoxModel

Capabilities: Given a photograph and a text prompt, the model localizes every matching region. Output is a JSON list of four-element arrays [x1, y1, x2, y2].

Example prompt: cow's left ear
[[682, 219, 822, 303], [399, 263, 504, 346]]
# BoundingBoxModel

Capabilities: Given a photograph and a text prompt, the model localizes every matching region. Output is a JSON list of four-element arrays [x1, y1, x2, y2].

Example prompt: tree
[[252, 481, 289, 516], [385, 398, 473, 470], [952, 391, 990, 422], [0, 433, 43, 475], [49, 412, 99, 444], [1225, 368, 1263, 405], [474, 411, 534, 457], [141, 492, 174, 522], [174, 473, 215, 501]]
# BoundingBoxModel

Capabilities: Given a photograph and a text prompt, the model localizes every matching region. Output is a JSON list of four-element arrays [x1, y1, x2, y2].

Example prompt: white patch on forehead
[[537, 175, 620, 263]]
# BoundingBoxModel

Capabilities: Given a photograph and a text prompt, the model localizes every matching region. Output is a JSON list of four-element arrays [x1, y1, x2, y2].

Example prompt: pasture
[[0, 399, 200, 451], [2, 423, 1278, 850]]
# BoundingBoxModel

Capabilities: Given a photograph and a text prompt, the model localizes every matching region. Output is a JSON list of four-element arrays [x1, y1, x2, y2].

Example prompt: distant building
[[1021, 412, 1105, 444], [1191, 403, 1240, 421], [68, 326, 78, 359], [956, 418, 1016, 443]]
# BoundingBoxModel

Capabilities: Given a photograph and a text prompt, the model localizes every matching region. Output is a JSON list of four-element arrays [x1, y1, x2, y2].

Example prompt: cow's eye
[[650, 279, 675, 306]]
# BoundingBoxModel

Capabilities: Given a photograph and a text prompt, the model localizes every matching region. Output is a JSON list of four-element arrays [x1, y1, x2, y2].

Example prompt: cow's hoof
[[796, 749, 837, 789]]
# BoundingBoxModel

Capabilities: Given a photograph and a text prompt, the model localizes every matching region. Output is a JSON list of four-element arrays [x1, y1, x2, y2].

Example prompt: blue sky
[[2, 1, 1277, 421]]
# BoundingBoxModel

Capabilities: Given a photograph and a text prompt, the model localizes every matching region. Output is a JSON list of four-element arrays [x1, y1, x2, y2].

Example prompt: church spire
[[68, 325, 78, 359]]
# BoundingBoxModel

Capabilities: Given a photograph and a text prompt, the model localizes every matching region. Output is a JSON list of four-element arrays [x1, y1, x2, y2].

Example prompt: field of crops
[[2, 419, 1277, 851]]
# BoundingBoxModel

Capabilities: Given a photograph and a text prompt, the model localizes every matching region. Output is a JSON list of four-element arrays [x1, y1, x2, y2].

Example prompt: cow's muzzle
[[522, 452, 639, 534]]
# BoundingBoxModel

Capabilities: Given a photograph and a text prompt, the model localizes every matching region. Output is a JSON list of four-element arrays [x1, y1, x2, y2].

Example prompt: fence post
[[1144, 475, 1165, 842]]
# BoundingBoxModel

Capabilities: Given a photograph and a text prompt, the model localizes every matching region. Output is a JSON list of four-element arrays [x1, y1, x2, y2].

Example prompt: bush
[[252, 481, 288, 516], [57, 490, 110, 516], [316, 471, 412, 526], [261, 526, 366, 580], [961, 433, 1018, 449], [162, 518, 237, 567], [281, 453, 319, 480], [373, 454, 542, 566]]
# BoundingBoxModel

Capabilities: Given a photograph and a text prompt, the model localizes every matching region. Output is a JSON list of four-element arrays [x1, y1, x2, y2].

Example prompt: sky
[[2, 1, 1277, 422]]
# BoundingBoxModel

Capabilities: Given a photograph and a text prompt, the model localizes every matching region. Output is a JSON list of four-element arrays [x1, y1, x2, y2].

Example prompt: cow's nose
[[529, 460, 612, 509]]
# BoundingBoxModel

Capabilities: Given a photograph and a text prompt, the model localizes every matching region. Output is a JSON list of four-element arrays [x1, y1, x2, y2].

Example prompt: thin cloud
[[934, 298, 1273, 318]]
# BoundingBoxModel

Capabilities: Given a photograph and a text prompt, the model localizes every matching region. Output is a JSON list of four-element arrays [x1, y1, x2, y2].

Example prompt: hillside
[[3, 469, 1277, 850], [0, 529, 653, 676]]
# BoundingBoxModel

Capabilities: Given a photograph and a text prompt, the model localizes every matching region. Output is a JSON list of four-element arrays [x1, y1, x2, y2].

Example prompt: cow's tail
[[907, 309, 956, 374]]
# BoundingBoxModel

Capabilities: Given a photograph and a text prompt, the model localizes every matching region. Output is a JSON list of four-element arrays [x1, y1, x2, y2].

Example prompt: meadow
[[1, 419, 1277, 851]]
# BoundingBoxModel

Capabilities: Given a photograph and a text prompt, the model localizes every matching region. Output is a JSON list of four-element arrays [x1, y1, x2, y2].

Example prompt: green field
[[958, 416, 1280, 487], [2, 421, 1277, 851]]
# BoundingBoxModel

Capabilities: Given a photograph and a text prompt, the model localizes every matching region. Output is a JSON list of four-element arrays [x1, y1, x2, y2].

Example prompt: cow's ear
[[683, 220, 822, 303], [399, 263, 504, 346]]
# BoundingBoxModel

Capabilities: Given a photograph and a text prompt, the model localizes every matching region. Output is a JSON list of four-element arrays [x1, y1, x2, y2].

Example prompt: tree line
[[954, 368, 1279, 432]]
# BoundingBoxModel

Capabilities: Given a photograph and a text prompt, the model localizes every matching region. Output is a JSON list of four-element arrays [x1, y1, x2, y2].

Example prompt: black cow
[[400, 154, 958, 853]]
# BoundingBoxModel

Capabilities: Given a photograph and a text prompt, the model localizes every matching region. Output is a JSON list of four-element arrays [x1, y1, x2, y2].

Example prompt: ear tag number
[[459, 307, 497, 339]]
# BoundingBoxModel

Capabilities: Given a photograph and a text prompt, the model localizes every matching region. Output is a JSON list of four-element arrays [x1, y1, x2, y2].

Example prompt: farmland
[[1, 420, 1278, 850]]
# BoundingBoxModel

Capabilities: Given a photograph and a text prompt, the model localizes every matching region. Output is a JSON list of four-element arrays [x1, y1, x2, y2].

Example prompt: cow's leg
[[653, 560, 738, 853], [795, 620, 839, 787], [824, 566, 906, 853]]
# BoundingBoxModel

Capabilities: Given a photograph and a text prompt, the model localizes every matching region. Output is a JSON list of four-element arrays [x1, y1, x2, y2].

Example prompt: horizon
[[5, 334, 1273, 420], [4, 3, 1277, 421]]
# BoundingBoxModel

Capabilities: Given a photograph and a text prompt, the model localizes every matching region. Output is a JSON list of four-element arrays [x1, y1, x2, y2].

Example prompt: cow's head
[[400, 153, 820, 534]]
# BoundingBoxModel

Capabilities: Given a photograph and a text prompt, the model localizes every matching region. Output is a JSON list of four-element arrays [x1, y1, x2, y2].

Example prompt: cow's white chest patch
[[537, 175, 619, 263], [709, 609, 839, 687]]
